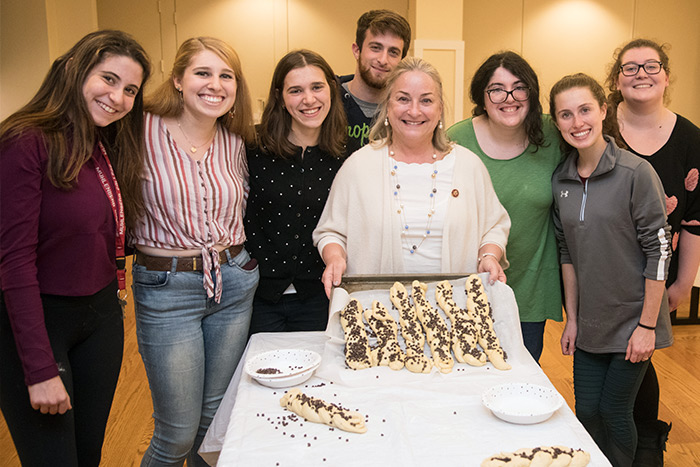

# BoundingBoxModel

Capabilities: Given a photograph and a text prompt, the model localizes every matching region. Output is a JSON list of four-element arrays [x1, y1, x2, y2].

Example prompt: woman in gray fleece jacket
[[550, 73, 672, 467]]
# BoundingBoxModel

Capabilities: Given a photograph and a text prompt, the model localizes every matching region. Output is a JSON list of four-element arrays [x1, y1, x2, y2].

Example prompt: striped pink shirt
[[130, 112, 249, 301]]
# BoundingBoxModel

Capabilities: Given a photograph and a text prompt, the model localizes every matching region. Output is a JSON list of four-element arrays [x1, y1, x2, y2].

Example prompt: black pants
[[249, 291, 329, 335], [573, 349, 649, 467], [634, 361, 660, 423], [0, 280, 124, 467]]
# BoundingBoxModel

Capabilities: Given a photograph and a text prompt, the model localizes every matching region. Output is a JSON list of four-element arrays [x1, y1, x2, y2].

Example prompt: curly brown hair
[[604, 38, 672, 111]]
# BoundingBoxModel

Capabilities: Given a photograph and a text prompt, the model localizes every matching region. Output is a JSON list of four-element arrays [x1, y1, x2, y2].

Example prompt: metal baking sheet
[[333, 273, 476, 296]]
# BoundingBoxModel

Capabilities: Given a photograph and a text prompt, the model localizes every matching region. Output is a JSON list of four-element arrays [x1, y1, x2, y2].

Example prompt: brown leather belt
[[135, 245, 243, 272]]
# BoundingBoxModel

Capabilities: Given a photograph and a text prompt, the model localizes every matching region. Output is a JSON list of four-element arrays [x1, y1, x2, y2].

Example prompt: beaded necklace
[[389, 149, 438, 254]]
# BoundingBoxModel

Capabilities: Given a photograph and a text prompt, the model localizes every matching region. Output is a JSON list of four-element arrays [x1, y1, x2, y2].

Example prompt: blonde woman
[[130, 37, 258, 466], [314, 57, 510, 295]]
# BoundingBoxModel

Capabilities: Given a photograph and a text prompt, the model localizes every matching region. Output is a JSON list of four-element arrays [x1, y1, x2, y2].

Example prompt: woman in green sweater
[[447, 51, 563, 362]]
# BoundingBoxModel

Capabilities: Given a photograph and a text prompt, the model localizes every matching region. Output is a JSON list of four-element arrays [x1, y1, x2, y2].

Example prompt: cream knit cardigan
[[313, 143, 510, 275]]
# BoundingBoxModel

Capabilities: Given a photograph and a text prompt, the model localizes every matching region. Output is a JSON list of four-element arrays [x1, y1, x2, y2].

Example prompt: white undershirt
[[391, 152, 455, 273]]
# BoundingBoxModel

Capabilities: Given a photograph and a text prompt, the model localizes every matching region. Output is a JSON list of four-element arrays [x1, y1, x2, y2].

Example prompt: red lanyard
[[95, 142, 127, 291]]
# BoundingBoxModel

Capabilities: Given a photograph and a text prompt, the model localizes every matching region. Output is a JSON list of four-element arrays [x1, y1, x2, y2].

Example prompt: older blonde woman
[[313, 57, 510, 296]]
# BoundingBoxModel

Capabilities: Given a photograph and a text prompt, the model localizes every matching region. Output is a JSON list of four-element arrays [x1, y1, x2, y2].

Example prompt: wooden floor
[[539, 307, 700, 467], [2, 287, 699, 466]]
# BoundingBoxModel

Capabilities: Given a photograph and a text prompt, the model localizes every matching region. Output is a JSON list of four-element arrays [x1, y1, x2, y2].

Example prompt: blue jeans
[[133, 249, 258, 467], [574, 349, 649, 467]]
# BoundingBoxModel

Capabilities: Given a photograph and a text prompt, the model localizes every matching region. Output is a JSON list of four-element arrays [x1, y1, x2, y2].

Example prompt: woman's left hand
[[626, 326, 655, 363], [477, 255, 506, 285]]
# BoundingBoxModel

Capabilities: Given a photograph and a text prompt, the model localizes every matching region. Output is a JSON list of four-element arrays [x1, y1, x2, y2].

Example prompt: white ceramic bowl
[[245, 349, 322, 388], [482, 383, 564, 424], [249, 366, 320, 389]]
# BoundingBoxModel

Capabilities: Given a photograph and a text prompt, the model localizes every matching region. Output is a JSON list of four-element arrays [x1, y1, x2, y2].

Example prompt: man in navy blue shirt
[[338, 9, 411, 155]]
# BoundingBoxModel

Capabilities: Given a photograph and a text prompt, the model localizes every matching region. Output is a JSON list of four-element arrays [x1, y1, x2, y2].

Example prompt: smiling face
[[616, 47, 669, 106], [353, 30, 404, 90], [174, 49, 237, 122], [82, 54, 143, 127], [282, 65, 331, 139], [553, 86, 608, 155], [387, 70, 442, 145], [483, 66, 530, 130]]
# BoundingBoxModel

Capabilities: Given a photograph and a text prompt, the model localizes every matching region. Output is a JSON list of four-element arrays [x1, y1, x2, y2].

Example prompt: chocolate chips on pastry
[[339, 298, 374, 370], [465, 275, 511, 371], [481, 446, 590, 466], [280, 388, 367, 434], [364, 300, 405, 371], [389, 281, 433, 374]]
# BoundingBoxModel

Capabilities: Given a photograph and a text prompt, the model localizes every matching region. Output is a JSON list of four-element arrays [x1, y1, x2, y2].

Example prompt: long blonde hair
[[145, 37, 255, 143]]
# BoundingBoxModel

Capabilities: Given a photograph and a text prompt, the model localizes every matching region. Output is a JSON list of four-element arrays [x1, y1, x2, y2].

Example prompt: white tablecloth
[[200, 275, 610, 466]]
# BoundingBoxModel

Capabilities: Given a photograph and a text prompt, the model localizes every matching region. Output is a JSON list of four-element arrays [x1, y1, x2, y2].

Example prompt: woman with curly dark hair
[[447, 51, 564, 362]]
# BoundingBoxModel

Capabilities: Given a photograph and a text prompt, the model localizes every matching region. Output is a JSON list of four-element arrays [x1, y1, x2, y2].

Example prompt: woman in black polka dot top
[[245, 50, 347, 333]]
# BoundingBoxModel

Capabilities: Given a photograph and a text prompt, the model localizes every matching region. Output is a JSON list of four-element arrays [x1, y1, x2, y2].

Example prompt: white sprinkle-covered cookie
[[435, 280, 486, 366], [481, 446, 590, 466]]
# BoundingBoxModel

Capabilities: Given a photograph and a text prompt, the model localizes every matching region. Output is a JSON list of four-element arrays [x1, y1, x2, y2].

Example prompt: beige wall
[[45, 0, 98, 59], [1, 0, 698, 125], [96, 0, 165, 89], [459, 0, 700, 125], [1, 0, 51, 121], [0, 0, 97, 121], [100, 0, 409, 121]]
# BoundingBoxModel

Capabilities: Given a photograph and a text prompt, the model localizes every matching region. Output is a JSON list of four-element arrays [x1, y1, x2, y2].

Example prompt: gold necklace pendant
[[178, 118, 214, 155]]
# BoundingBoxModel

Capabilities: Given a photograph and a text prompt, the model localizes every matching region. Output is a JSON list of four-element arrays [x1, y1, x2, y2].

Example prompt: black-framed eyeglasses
[[485, 86, 530, 104], [619, 61, 664, 76]]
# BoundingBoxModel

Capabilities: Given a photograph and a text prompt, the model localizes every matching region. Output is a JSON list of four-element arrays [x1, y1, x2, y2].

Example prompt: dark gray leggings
[[573, 348, 649, 467], [0, 280, 123, 467]]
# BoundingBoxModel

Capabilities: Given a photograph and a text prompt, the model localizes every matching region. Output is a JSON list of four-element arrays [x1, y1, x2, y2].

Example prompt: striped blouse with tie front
[[130, 112, 249, 302]]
